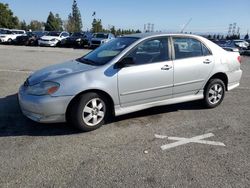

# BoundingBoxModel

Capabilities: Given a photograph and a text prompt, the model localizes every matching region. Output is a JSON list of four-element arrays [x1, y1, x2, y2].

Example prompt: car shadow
[[113, 99, 205, 123], [0, 94, 205, 137], [0, 94, 79, 137]]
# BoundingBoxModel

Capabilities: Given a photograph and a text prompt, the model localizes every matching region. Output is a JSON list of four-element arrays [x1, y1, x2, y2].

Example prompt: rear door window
[[173, 37, 203, 59]]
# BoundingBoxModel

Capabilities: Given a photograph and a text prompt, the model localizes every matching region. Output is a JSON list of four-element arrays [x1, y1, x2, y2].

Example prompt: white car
[[0, 29, 25, 43], [38, 31, 69, 47], [89, 33, 115, 48]]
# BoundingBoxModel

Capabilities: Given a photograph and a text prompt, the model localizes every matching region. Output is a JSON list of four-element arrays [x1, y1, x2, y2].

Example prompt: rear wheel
[[69, 92, 109, 132], [203, 79, 225, 108]]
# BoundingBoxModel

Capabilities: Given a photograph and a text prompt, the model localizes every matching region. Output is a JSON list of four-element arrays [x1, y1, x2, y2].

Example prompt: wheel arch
[[65, 89, 115, 122], [205, 72, 228, 91]]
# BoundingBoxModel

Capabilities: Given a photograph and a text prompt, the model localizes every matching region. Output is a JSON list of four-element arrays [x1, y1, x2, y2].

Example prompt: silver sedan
[[19, 33, 242, 131]]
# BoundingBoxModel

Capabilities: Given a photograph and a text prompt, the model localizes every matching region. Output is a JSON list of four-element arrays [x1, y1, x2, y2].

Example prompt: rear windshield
[[93, 33, 108, 39], [47, 32, 60, 37]]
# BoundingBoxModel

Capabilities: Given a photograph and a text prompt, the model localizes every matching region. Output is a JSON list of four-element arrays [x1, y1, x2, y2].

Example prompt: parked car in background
[[38, 31, 69, 47], [11, 29, 26, 36], [89, 32, 115, 48], [211, 39, 227, 47], [15, 31, 48, 46], [223, 40, 249, 54], [0, 29, 25, 43], [19, 33, 242, 132], [62, 31, 92, 48]]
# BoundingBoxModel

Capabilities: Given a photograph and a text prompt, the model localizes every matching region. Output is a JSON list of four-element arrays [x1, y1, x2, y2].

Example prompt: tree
[[91, 18, 103, 33], [0, 3, 19, 29], [135, 29, 141, 33], [110, 26, 116, 35], [66, 0, 83, 32], [28, 20, 44, 31], [45, 12, 63, 31], [20, 20, 27, 30], [244, 33, 249, 40]]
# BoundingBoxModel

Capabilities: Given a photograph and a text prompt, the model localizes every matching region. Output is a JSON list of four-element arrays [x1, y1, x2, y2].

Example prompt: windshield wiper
[[76, 58, 96, 65]]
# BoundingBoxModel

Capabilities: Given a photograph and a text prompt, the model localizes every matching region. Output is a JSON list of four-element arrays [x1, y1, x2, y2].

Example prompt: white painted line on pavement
[[155, 134, 168, 139], [0, 69, 33, 74], [155, 133, 225, 151]]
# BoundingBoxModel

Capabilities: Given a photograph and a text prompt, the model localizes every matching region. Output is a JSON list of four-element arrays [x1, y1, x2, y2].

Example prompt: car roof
[[123, 32, 204, 39]]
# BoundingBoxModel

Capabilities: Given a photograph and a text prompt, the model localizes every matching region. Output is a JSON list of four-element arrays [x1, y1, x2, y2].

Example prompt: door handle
[[203, 59, 212, 64], [161, 65, 172, 70]]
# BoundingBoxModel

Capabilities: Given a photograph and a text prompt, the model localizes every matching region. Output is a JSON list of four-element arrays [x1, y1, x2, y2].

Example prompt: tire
[[203, 79, 225, 108], [7, 38, 12, 44], [69, 92, 109, 132]]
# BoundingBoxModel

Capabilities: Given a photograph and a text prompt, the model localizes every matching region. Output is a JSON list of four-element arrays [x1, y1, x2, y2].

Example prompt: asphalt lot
[[0, 45, 249, 188]]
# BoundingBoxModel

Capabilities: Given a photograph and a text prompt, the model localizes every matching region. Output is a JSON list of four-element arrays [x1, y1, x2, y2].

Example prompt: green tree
[[91, 18, 103, 33], [45, 12, 63, 31], [28, 20, 44, 31], [20, 20, 27, 30], [0, 3, 19, 29], [72, 0, 82, 32], [244, 33, 249, 40], [66, 0, 82, 32], [110, 26, 116, 35]]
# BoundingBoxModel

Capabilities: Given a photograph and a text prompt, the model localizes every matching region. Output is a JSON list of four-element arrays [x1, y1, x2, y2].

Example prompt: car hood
[[0, 34, 10, 37], [91, 38, 106, 41], [40, 36, 60, 40], [28, 60, 96, 85]]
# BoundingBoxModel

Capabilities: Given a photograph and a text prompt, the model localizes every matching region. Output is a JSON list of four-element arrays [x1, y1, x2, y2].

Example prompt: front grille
[[92, 40, 101, 45]]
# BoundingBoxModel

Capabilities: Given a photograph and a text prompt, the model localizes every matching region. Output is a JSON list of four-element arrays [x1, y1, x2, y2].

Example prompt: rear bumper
[[227, 69, 242, 91], [18, 85, 74, 123]]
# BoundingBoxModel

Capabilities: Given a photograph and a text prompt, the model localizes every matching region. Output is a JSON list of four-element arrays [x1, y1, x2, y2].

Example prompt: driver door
[[117, 37, 174, 107]]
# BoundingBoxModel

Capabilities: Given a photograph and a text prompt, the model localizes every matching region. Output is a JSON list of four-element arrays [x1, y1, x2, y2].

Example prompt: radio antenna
[[181, 18, 192, 33]]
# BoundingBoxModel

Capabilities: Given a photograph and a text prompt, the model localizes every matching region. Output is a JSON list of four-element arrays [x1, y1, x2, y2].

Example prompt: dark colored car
[[62, 32, 92, 48], [15, 31, 47, 46]]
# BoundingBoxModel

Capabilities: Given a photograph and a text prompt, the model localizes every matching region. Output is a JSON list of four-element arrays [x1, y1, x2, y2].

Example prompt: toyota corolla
[[18, 33, 242, 131]]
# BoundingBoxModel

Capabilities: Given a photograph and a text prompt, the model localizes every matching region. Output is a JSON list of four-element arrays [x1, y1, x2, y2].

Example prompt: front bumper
[[18, 85, 74, 123], [0, 37, 8, 43], [38, 40, 57, 47]]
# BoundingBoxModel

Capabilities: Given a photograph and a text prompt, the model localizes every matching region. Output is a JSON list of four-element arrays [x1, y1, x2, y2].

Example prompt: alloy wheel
[[208, 84, 223, 104], [82, 98, 105, 126]]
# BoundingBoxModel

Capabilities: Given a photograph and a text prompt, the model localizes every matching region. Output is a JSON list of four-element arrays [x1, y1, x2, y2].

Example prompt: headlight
[[26, 81, 60, 96], [50, 38, 57, 42], [76, 38, 81, 42], [101, 40, 106, 44]]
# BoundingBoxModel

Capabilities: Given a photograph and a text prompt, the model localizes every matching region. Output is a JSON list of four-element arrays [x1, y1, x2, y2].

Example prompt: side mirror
[[115, 57, 135, 69]]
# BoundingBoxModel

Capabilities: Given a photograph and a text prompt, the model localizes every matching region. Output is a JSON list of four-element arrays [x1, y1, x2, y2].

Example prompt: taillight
[[237, 56, 241, 63]]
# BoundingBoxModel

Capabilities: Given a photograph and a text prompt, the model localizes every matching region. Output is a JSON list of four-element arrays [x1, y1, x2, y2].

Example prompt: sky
[[1, 0, 250, 34]]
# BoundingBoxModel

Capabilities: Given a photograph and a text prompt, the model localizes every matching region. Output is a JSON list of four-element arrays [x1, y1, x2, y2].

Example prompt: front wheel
[[69, 93, 109, 132], [203, 79, 225, 108]]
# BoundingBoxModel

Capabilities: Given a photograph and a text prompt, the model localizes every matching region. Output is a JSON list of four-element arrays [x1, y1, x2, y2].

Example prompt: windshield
[[33, 31, 46, 37], [93, 33, 108, 39], [77, 37, 138, 66], [72, 32, 84, 37], [0, 30, 12, 34], [47, 32, 60, 37]]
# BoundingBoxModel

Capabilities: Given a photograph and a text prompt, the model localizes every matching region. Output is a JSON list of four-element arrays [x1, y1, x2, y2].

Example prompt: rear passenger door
[[172, 37, 214, 97]]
